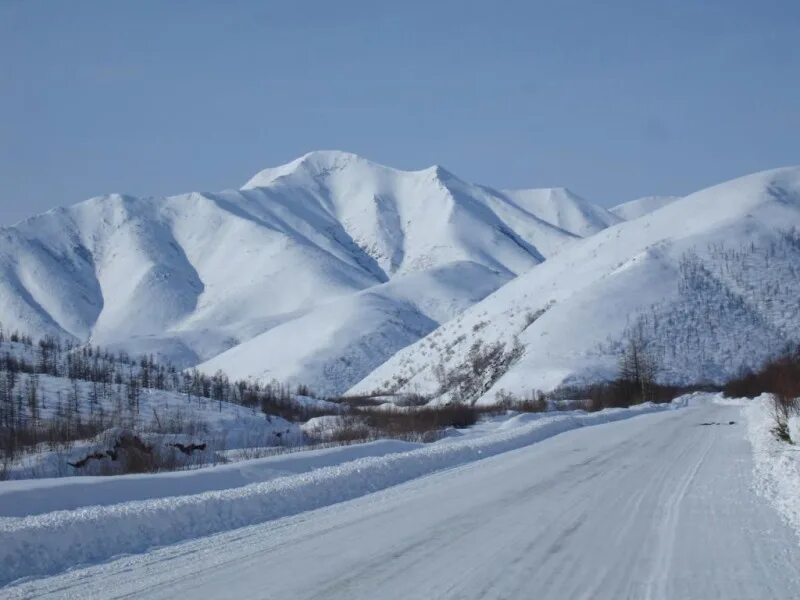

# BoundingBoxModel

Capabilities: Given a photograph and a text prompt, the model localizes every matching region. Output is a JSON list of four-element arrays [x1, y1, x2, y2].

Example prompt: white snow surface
[[610, 195, 681, 220], [0, 151, 613, 393], [351, 166, 800, 401], [6, 393, 800, 599], [0, 397, 686, 586]]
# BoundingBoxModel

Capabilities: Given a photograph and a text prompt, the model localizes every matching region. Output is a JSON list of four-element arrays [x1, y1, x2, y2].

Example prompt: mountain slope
[[350, 167, 800, 402], [0, 151, 613, 386], [197, 262, 510, 395], [0, 188, 383, 365], [610, 195, 680, 220], [500, 187, 622, 236]]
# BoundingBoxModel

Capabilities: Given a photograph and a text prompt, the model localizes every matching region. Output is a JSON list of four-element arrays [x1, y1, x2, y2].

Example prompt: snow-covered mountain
[[610, 195, 680, 220], [0, 151, 614, 394], [350, 166, 800, 402]]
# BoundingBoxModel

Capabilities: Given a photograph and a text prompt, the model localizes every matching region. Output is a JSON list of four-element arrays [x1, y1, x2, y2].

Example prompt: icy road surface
[[7, 400, 800, 599]]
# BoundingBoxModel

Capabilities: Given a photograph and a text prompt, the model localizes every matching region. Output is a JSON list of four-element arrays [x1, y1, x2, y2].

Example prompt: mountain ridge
[[610, 195, 680, 220], [0, 151, 617, 393]]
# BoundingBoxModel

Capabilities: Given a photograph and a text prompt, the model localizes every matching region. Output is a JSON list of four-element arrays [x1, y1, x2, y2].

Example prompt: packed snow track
[[5, 399, 800, 599]]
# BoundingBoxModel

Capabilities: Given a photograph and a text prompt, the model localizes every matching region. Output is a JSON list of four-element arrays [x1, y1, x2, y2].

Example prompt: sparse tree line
[[498, 324, 696, 413], [0, 325, 331, 469], [1, 326, 515, 474], [602, 234, 800, 386], [0, 325, 327, 415]]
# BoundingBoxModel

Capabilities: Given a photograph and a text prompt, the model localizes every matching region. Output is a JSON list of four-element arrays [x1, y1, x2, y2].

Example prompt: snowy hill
[[350, 167, 800, 402], [610, 195, 680, 220], [0, 151, 614, 392]]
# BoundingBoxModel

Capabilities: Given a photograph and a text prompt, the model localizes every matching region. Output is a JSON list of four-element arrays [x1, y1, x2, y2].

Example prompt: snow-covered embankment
[[745, 394, 800, 541], [0, 440, 422, 517]]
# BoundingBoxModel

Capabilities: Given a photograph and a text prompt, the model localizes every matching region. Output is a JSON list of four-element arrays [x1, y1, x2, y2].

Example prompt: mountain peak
[[243, 151, 461, 190], [296, 149, 366, 169], [419, 164, 456, 182], [242, 150, 370, 188]]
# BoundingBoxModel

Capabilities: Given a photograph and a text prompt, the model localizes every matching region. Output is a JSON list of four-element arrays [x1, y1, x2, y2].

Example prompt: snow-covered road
[[7, 400, 800, 599]]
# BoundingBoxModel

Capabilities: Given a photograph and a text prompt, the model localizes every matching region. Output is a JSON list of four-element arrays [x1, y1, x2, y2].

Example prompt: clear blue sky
[[1, 0, 799, 224]]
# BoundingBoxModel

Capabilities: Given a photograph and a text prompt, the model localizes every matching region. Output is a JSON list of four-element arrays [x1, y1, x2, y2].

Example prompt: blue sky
[[1, 0, 798, 224]]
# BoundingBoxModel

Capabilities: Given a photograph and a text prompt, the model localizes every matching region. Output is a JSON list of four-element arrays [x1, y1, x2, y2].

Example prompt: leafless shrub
[[148, 407, 209, 436], [306, 403, 487, 445], [723, 348, 800, 400], [258, 381, 341, 421], [771, 400, 793, 443], [0, 414, 111, 467], [72, 431, 218, 475], [228, 446, 279, 461], [325, 394, 384, 409], [364, 404, 480, 439], [472, 320, 489, 333], [494, 389, 548, 412], [0, 454, 11, 481], [391, 393, 430, 408], [329, 416, 372, 443], [722, 347, 800, 443], [549, 325, 695, 412], [554, 399, 592, 411], [768, 358, 799, 443], [547, 381, 696, 413]]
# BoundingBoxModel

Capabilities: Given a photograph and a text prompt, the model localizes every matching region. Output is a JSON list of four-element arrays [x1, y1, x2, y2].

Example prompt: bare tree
[[617, 324, 659, 405]]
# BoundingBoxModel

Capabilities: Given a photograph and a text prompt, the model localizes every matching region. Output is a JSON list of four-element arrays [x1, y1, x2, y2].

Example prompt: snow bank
[[0, 398, 686, 586], [744, 395, 800, 542], [0, 440, 421, 518]]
